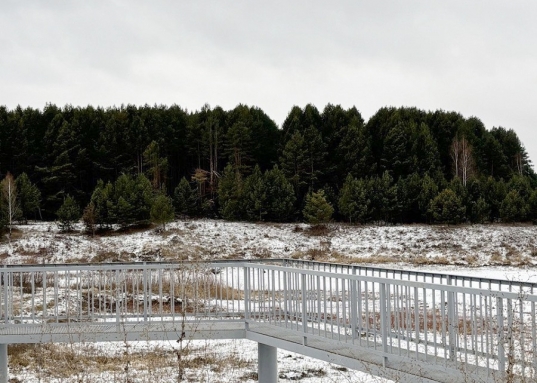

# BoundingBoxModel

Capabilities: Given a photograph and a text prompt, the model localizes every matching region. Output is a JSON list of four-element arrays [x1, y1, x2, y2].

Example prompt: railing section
[[244, 262, 537, 380], [1, 261, 537, 380]]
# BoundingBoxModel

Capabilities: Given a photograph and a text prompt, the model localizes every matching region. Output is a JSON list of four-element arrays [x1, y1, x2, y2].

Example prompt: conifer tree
[[173, 177, 196, 217], [217, 164, 243, 220], [16, 172, 41, 223], [500, 190, 528, 222], [338, 174, 369, 224], [82, 202, 97, 236], [264, 165, 296, 222], [89, 180, 113, 228], [57, 194, 80, 232], [243, 165, 267, 221], [151, 194, 175, 230], [430, 189, 466, 224], [303, 190, 334, 224]]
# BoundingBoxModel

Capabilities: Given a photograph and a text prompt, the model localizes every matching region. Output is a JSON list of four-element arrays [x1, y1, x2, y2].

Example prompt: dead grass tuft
[[305, 224, 332, 237]]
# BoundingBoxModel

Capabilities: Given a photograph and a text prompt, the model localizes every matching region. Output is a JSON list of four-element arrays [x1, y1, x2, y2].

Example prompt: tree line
[[0, 103, 536, 232]]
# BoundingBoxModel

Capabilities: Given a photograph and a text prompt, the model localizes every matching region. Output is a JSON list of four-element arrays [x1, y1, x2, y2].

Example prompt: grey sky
[[1, 1, 536, 165]]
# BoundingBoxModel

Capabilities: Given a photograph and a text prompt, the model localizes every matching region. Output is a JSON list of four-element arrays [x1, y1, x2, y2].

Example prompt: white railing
[[1, 260, 536, 382]]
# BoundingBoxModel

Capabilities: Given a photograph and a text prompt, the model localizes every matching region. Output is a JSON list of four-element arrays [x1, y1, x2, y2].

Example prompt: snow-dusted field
[[2, 220, 537, 382], [3, 220, 537, 268]]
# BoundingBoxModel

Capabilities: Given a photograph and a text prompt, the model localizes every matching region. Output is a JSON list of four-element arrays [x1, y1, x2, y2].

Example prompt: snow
[[3, 219, 537, 382]]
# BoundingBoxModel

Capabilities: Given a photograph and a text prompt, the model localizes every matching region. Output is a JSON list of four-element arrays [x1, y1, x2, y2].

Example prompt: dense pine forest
[[0, 103, 536, 232]]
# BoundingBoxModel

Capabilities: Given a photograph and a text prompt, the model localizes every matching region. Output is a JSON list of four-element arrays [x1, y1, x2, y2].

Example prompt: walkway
[[1, 260, 536, 382]]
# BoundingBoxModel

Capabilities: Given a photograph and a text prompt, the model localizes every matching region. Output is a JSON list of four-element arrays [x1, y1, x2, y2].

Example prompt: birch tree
[[1, 172, 21, 235]]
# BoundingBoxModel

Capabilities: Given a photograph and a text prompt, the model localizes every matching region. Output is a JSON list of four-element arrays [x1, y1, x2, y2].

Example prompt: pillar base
[[258, 343, 277, 383]]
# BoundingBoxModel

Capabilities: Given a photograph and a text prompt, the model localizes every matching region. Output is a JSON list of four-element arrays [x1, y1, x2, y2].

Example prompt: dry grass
[[91, 250, 134, 263], [304, 224, 332, 237], [8, 342, 253, 380]]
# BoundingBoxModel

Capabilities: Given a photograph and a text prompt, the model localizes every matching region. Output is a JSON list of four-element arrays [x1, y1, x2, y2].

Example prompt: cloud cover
[[1, 1, 536, 164]]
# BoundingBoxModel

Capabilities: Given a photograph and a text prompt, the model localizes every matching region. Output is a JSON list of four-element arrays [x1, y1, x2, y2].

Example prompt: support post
[[447, 276, 456, 361], [258, 343, 277, 383], [0, 343, 7, 383], [379, 283, 388, 367]]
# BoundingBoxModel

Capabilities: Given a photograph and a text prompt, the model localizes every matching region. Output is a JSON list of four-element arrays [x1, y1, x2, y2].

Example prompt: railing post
[[447, 276, 456, 361], [379, 283, 388, 367], [0, 343, 7, 383], [244, 266, 250, 329], [1, 267, 6, 323], [301, 273, 307, 345], [497, 297, 505, 373], [258, 343, 277, 383], [351, 268, 358, 341], [142, 263, 148, 323]]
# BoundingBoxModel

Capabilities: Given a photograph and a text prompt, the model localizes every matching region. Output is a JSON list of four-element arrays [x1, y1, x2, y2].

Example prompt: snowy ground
[[2, 220, 537, 382]]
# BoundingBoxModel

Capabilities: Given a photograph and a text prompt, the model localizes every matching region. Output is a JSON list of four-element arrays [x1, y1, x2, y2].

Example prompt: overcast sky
[[1, 1, 536, 165]]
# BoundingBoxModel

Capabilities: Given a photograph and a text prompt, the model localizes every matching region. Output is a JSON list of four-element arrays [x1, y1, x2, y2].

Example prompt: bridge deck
[[1, 260, 535, 382]]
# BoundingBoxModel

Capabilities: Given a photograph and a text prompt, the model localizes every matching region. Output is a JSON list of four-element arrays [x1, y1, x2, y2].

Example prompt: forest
[[0, 103, 536, 232]]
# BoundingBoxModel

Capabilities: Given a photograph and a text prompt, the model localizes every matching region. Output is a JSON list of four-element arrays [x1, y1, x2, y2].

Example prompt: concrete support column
[[0, 344, 7, 383], [258, 343, 277, 383]]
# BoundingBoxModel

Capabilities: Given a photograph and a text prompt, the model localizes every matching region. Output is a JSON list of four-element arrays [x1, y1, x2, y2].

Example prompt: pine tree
[[82, 202, 97, 236], [151, 194, 175, 230], [430, 189, 466, 224], [57, 195, 80, 232], [143, 141, 168, 191], [173, 177, 196, 217], [473, 197, 491, 224], [338, 174, 369, 224], [418, 175, 439, 222], [89, 180, 113, 229], [243, 165, 267, 221], [303, 190, 334, 224], [500, 190, 528, 222], [16, 172, 41, 223], [264, 165, 296, 222], [528, 189, 537, 223], [280, 131, 308, 200], [217, 164, 243, 220]]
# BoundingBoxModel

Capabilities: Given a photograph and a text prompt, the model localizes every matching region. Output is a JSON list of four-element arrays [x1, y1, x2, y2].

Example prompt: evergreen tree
[[56, 195, 80, 232], [89, 180, 113, 228], [143, 141, 168, 191], [16, 172, 41, 223], [217, 164, 243, 220], [483, 177, 507, 221], [303, 190, 334, 224], [528, 189, 537, 223], [338, 174, 369, 224], [399, 173, 422, 223], [500, 190, 528, 222], [264, 165, 296, 222], [280, 131, 308, 200], [151, 194, 175, 230], [418, 175, 439, 223], [243, 165, 267, 221], [430, 189, 466, 224], [82, 202, 97, 236], [473, 197, 491, 224], [173, 177, 196, 217]]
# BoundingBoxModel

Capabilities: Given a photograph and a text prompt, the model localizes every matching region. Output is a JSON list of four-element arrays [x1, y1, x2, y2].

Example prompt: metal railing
[[1, 260, 536, 381]]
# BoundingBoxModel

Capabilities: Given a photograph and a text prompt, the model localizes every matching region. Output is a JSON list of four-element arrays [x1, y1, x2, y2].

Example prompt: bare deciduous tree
[[1, 172, 20, 236], [451, 137, 474, 186]]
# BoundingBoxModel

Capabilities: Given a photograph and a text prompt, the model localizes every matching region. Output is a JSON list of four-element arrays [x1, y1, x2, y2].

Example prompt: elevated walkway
[[1, 260, 536, 382]]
